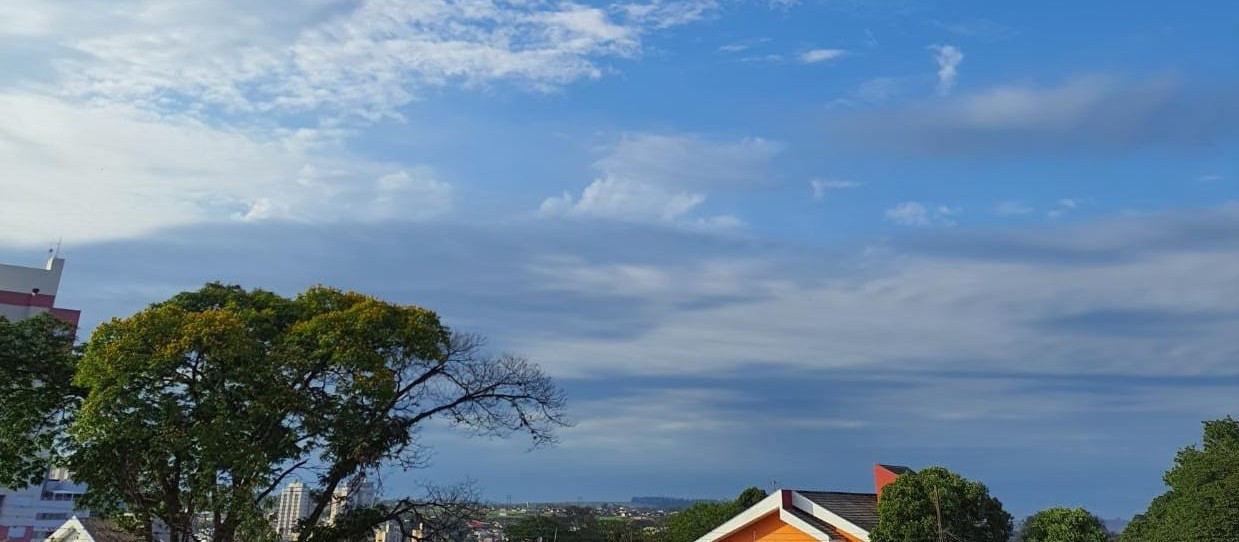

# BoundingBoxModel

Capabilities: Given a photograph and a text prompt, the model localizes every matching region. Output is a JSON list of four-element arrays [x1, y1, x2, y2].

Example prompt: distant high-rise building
[[0, 256, 86, 542], [327, 479, 377, 526], [374, 520, 423, 542], [275, 482, 313, 541]]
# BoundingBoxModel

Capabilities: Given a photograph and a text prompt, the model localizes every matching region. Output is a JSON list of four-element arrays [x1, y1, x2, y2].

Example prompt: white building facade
[[275, 482, 313, 541], [0, 257, 87, 542], [327, 480, 376, 526]]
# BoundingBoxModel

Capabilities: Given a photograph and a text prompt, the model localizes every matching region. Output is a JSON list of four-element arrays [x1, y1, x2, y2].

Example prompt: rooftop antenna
[[51, 238, 62, 259]]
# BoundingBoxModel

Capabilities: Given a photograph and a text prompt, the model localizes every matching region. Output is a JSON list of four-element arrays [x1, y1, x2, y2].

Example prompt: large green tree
[[1017, 507, 1109, 542], [870, 466, 1012, 542], [0, 284, 568, 542], [0, 314, 83, 487], [1121, 417, 1239, 542]]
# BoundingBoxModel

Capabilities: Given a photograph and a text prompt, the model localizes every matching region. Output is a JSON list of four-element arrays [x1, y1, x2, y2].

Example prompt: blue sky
[[1, 0, 1237, 520]]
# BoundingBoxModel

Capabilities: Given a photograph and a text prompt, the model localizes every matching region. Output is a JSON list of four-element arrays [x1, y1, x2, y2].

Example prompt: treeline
[[503, 489, 766, 542], [502, 507, 649, 542], [629, 497, 715, 511], [508, 416, 1239, 542], [873, 416, 1239, 542]]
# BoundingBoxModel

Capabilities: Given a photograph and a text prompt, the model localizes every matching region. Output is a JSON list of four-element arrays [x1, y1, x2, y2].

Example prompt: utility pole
[[933, 486, 944, 542]]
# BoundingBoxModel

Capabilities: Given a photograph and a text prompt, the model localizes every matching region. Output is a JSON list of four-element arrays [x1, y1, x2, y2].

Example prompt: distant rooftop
[[0, 255, 66, 296], [0, 256, 80, 326]]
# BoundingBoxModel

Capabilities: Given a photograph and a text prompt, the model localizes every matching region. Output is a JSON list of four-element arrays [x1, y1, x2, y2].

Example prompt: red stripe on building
[[0, 290, 57, 308]]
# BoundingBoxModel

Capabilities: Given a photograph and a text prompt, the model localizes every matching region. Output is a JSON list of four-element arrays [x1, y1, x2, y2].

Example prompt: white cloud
[[717, 37, 770, 53], [1048, 198, 1081, 218], [886, 202, 930, 226], [739, 53, 786, 64], [809, 179, 861, 200], [540, 177, 707, 222], [615, 0, 718, 30], [557, 387, 865, 467], [885, 201, 958, 226], [826, 77, 903, 109], [1197, 174, 1224, 182], [526, 255, 781, 303], [854, 77, 902, 104], [0, 93, 450, 246], [372, 170, 455, 220], [864, 29, 879, 48], [799, 48, 847, 64], [5, 0, 715, 120], [994, 201, 1034, 216], [558, 389, 746, 463], [934, 19, 1017, 41], [831, 77, 1239, 155], [594, 134, 783, 189], [513, 208, 1239, 379], [929, 44, 963, 95], [541, 133, 781, 225]]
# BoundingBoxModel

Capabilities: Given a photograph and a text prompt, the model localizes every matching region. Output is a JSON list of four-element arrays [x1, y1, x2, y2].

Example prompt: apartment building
[[0, 256, 88, 542]]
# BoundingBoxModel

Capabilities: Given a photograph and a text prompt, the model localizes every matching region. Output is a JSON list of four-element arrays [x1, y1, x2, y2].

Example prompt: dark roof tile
[[795, 491, 879, 532], [877, 464, 914, 475], [785, 506, 847, 540]]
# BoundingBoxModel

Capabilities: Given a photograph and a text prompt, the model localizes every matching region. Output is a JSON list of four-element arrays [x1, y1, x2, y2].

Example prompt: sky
[[2, 0, 1238, 521]]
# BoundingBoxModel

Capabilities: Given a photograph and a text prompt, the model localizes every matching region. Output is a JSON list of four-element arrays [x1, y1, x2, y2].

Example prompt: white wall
[[0, 258, 64, 297]]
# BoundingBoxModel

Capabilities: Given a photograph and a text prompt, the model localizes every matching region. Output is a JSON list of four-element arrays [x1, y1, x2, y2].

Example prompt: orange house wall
[[719, 513, 813, 542], [718, 512, 864, 542]]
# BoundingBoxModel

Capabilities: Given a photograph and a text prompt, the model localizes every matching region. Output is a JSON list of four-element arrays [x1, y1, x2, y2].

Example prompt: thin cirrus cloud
[[540, 133, 783, 226], [514, 205, 1239, 381], [884, 202, 959, 226], [809, 179, 862, 200], [800, 48, 847, 63], [38, 204, 1239, 384], [994, 201, 1035, 216], [830, 76, 1239, 155], [5, 0, 716, 120]]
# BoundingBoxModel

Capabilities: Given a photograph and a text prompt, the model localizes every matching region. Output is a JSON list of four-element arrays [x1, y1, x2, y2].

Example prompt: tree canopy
[[1017, 507, 1109, 542], [0, 313, 83, 488], [0, 284, 568, 542], [1122, 417, 1239, 542], [870, 466, 1012, 542], [660, 487, 767, 542]]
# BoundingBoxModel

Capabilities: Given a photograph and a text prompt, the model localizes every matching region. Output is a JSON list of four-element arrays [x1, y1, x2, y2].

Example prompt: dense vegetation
[[1122, 417, 1239, 542], [0, 284, 568, 542], [870, 466, 1012, 542], [1017, 507, 1109, 542]]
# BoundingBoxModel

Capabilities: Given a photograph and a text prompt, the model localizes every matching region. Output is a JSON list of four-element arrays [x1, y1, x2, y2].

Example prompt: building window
[[41, 492, 79, 501], [37, 512, 70, 520]]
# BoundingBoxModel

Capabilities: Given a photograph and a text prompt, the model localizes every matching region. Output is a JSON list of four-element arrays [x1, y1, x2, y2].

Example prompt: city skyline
[[2, 0, 1237, 521]]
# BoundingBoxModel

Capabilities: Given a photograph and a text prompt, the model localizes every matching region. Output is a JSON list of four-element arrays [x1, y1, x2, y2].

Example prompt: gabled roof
[[691, 490, 876, 542], [876, 465, 913, 475], [78, 518, 143, 542], [46, 516, 143, 542], [794, 492, 878, 532], [783, 506, 847, 539]]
